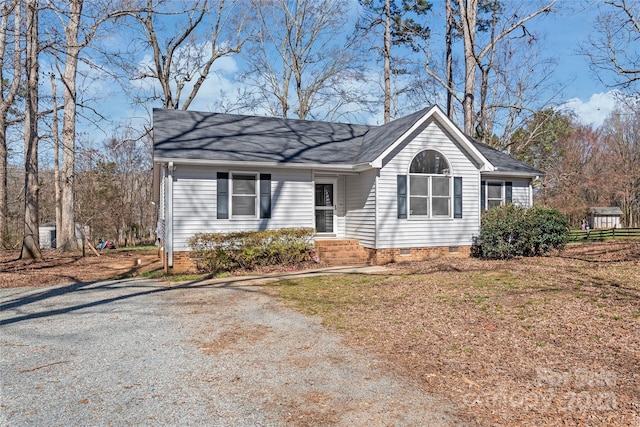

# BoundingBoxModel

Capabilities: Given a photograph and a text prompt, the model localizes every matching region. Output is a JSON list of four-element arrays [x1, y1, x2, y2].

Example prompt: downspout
[[166, 162, 174, 268], [374, 169, 379, 249]]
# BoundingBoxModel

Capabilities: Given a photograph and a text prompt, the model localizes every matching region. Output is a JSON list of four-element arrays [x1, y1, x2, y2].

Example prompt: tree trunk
[[0, 116, 7, 249], [60, 0, 83, 251], [0, 0, 21, 249], [21, 0, 42, 260], [445, 0, 454, 120], [51, 70, 62, 248], [383, 0, 391, 123], [457, 0, 478, 136]]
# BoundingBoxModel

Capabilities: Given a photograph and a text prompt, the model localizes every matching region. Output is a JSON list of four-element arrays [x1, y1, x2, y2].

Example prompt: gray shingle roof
[[590, 207, 623, 215], [467, 137, 542, 176], [153, 109, 371, 165], [153, 108, 540, 176]]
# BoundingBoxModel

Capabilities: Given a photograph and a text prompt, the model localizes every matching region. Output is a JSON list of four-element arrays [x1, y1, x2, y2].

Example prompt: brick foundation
[[364, 245, 471, 265], [164, 251, 197, 273], [164, 242, 472, 272], [314, 239, 373, 266]]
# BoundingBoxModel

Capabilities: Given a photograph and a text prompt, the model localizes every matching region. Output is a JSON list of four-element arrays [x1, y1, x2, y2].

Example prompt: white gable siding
[[345, 169, 377, 247], [512, 180, 531, 207], [376, 120, 480, 248], [171, 165, 313, 251]]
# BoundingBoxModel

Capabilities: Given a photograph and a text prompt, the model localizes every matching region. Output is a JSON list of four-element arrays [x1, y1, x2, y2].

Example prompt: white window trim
[[230, 171, 259, 219], [408, 150, 453, 219], [485, 180, 505, 210]]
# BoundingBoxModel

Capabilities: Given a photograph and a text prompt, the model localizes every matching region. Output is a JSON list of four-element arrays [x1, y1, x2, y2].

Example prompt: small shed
[[38, 222, 88, 249], [589, 207, 623, 229]]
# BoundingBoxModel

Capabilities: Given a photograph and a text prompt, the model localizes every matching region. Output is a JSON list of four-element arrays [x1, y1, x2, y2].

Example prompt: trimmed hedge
[[188, 228, 315, 273], [478, 205, 568, 259]]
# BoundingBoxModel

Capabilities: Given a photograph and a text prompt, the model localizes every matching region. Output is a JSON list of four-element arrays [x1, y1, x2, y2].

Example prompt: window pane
[[410, 176, 429, 196], [233, 174, 256, 195], [432, 177, 450, 196], [432, 197, 450, 216], [488, 199, 502, 209], [315, 210, 333, 233], [315, 184, 333, 207], [487, 182, 502, 199], [232, 196, 255, 216], [410, 150, 450, 174], [410, 197, 429, 216]]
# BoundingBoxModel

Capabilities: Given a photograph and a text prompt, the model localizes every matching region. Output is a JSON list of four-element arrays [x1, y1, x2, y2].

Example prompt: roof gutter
[[154, 157, 375, 172], [481, 170, 541, 178]]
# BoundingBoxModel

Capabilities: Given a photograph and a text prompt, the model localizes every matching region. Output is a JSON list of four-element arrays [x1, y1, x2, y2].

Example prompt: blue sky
[[77, 0, 623, 143]]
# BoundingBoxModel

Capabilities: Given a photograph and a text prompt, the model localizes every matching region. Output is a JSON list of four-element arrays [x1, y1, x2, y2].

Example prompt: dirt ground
[[2, 241, 639, 426], [268, 240, 640, 426], [0, 248, 163, 288]]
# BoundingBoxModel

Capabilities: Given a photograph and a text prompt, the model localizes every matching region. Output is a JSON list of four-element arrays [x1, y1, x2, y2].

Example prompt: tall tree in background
[[358, 0, 431, 123], [584, 0, 640, 93], [508, 108, 574, 171], [0, 0, 21, 249], [540, 124, 603, 225], [243, 0, 364, 120], [601, 105, 640, 227], [424, 0, 556, 142], [48, 0, 132, 251], [21, 0, 41, 259], [123, 0, 248, 110]]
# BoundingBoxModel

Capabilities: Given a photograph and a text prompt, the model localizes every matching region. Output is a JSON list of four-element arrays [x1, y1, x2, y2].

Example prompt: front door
[[315, 181, 335, 234]]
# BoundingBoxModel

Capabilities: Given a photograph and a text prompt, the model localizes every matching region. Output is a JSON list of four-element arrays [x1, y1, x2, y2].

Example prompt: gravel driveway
[[1, 275, 458, 426]]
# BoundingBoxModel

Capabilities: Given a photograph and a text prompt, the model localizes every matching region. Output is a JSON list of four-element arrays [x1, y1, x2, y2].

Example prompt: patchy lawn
[[266, 241, 640, 426]]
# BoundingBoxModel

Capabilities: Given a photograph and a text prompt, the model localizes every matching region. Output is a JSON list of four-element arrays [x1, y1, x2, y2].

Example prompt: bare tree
[[21, 0, 42, 260], [45, 0, 138, 251], [358, 0, 431, 123], [122, 0, 248, 110], [243, 0, 364, 120], [0, 0, 21, 249], [49, 67, 61, 244], [601, 105, 640, 227], [583, 0, 640, 92], [423, 0, 555, 138]]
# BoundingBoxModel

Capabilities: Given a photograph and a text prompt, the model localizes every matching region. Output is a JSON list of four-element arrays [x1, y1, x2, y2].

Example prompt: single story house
[[153, 105, 541, 272], [589, 207, 623, 229]]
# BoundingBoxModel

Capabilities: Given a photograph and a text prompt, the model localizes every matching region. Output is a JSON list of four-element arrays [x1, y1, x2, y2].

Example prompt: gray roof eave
[[481, 170, 541, 178], [153, 156, 364, 172]]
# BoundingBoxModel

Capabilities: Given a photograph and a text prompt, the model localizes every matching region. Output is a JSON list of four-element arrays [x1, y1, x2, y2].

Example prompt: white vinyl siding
[[376, 119, 480, 248], [511, 180, 531, 207], [344, 169, 376, 248], [171, 165, 313, 251]]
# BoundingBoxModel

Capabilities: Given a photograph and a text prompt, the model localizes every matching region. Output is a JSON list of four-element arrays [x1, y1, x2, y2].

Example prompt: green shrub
[[526, 206, 569, 255], [478, 205, 568, 259], [188, 228, 315, 273]]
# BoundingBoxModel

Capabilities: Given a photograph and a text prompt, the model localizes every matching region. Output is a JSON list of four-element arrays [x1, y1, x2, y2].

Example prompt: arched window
[[409, 150, 451, 217]]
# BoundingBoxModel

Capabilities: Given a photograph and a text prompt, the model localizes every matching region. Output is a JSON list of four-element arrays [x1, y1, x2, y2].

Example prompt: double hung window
[[231, 173, 258, 217]]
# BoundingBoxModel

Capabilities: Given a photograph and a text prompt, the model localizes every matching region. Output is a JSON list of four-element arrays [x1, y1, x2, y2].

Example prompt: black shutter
[[217, 172, 229, 219], [480, 180, 486, 211], [505, 181, 512, 204], [454, 177, 463, 218], [260, 174, 271, 219], [397, 175, 407, 219]]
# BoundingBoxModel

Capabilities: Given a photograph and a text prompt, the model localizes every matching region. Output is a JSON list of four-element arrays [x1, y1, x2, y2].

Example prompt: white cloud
[[562, 91, 618, 128]]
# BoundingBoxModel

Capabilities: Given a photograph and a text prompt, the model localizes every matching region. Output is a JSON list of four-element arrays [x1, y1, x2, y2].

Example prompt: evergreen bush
[[478, 205, 568, 259]]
